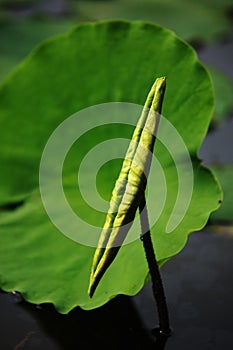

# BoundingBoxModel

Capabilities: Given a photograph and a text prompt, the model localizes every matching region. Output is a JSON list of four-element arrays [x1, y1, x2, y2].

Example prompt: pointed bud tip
[[156, 76, 166, 87]]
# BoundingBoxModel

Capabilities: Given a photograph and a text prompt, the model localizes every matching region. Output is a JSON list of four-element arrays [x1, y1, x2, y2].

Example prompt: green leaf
[[0, 18, 77, 82], [206, 65, 233, 125], [210, 165, 233, 222], [77, 0, 233, 42], [0, 21, 221, 312]]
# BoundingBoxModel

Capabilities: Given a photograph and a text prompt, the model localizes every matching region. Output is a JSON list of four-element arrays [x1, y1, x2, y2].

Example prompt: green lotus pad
[[210, 165, 233, 222], [0, 19, 76, 81], [0, 21, 221, 313], [207, 66, 233, 125]]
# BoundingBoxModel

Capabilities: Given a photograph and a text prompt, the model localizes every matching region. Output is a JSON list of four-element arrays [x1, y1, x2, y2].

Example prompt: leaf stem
[[139, 194, 171, 337]]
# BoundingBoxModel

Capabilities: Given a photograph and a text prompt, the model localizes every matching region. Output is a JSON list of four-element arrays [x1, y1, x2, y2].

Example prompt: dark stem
[[139, 194, 171, 337]]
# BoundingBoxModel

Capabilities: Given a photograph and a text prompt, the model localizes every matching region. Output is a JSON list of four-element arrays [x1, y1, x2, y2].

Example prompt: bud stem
[[139, 193, 171, 337]]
